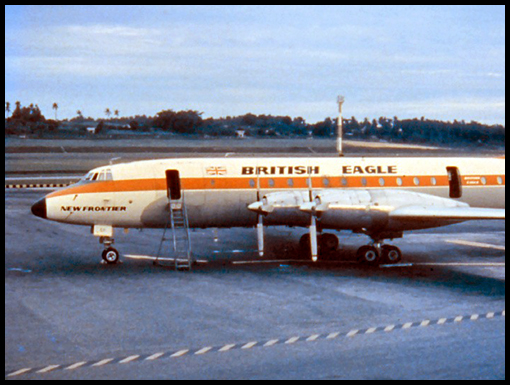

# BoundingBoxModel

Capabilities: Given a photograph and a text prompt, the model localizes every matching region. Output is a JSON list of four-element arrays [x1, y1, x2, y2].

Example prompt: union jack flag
[[206, 166, 227, 176]]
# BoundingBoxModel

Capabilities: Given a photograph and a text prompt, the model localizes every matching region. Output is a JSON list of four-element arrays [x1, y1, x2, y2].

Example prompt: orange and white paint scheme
[[32, 156, 505, 265]]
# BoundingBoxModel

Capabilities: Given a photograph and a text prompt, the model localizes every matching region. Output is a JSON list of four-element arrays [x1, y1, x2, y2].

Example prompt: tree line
[[5, 102, 505, 147]]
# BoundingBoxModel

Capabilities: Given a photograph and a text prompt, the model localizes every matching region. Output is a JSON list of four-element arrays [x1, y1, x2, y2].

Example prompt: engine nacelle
[[249, 188, 469, 232], [314, 189, 468, 232], [248, 191, 311, 226]]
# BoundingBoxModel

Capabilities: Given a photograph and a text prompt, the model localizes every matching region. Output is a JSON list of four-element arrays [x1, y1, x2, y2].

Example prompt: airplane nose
[[31, 198, 47, 219]]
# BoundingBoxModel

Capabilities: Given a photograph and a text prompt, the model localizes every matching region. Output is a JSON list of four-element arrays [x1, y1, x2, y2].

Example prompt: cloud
[[5, 6, 505, 123]]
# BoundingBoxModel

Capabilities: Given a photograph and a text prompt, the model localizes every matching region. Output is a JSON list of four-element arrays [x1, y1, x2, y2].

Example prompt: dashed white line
[[218, 344, 236, 352], [65, 361, 87, 371], [6, 368, 32, 377], [36, 365, 60, 374], [285, 336, 300, 344], [170, 349, 189, 358], [241, 341, 258, 349], [195, 347, 213, 355], [145, 352, 165, 361], [119, 355, 140, 364], [6, 310, 505, 378], [263, 339, 279, 347], [92, 358, 114, 367]]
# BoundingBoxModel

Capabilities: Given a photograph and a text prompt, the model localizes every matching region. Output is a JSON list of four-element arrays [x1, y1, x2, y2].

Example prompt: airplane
[[31, 155, 505, 266]]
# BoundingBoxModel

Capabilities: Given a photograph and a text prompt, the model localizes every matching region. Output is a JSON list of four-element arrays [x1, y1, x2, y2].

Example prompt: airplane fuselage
[[36, 156, 505, 232]]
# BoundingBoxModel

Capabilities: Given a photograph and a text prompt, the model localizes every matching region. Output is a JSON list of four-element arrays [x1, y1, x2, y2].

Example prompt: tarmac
[[4, 140, 506, 380]]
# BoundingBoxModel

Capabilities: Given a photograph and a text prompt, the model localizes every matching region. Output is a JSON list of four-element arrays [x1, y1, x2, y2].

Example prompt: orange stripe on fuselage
[[46, 174, 505, 198]]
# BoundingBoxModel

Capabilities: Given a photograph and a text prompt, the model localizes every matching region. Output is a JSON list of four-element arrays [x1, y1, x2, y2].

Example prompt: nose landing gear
[[100, 237, 120, 264]]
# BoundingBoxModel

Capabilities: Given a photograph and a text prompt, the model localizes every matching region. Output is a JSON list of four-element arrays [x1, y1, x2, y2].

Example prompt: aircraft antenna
[[337, 95, 345, 157]]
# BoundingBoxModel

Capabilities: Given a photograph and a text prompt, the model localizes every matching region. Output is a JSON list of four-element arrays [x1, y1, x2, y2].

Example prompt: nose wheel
[[100, 237, 120, 264], [102, 247, 120, 264]]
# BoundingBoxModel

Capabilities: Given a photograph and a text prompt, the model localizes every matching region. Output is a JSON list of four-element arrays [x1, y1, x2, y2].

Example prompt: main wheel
[[356, 245, 380, 266], [381, 245, 402, 264], [319, 233, 339, 252], [299, 233, 311, 250], [102, 247, 120, 264]]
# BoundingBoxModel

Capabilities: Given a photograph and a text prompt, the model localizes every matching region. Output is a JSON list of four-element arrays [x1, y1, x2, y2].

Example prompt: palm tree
[[105, 108, 111, 119], [5, 102, 10, 118], [114, 109, 119, 118], [52, 102, 59, 120]]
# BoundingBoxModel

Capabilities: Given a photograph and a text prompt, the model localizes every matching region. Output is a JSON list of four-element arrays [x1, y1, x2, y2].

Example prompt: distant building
[[236, 129, 246, 138]]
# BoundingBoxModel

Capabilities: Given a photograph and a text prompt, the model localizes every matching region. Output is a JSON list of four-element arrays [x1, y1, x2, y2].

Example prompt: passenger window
[[105, 169, 113, 181]]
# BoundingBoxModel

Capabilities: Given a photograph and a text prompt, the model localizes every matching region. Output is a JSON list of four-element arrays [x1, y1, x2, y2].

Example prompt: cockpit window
[[83, 169, 113, 182]]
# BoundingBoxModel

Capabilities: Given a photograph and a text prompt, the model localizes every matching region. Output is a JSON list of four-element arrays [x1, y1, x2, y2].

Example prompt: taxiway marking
[[6, 310, 505, 378], [446, 239, 505, 251]]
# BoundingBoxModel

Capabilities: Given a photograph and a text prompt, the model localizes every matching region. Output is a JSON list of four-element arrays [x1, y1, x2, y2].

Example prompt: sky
[[4, 5, 506, 124]]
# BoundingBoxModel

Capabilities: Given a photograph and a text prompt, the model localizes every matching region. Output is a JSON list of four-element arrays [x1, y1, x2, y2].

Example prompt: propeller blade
[[257, 214, 264, 257], [310, 215, 318, 262]]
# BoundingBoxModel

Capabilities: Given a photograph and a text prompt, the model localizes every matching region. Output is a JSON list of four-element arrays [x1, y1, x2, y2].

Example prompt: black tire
[[299, 233, 311, 250], [319, 233, 339, 252], [356, 245, 380, 265], [102, 247, 120, 264], [381, 245, 402, 264]]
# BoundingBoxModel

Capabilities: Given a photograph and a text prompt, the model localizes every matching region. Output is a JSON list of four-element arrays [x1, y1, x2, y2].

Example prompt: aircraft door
[[447, 166, 462, 198], [166, 170, 181, 200]]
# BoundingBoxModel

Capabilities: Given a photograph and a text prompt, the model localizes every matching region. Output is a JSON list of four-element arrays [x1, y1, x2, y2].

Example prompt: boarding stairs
[[155, 192, 193, 271]]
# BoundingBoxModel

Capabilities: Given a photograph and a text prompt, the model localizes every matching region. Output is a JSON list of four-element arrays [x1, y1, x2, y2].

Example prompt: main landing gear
[[100, 237, 120, 265], [299, 233, 340, 256], [299, 233, 402, 266], [356, 243, 402, 266]]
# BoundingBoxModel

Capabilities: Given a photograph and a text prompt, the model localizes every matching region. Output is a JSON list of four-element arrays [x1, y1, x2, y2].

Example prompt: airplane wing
[[249, 188, 505, 261], [390, 206, 505, 221]]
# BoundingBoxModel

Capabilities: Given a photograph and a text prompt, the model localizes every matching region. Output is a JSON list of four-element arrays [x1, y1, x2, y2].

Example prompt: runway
[[4, 189, 505, 380]]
